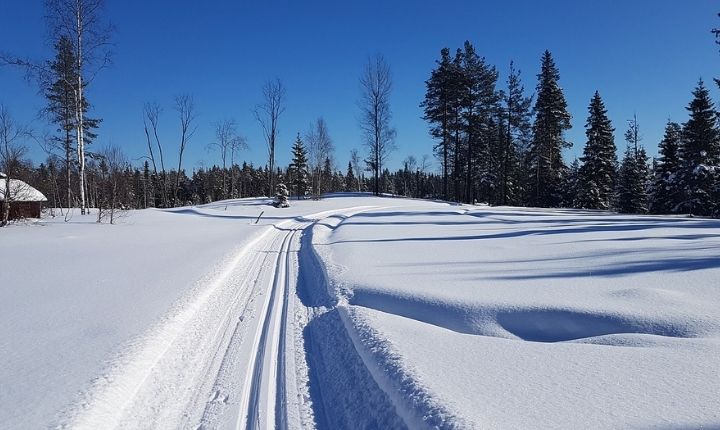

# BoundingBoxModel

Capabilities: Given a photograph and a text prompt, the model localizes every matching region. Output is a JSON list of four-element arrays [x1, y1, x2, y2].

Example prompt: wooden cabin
[[0, 172, 47, 220]]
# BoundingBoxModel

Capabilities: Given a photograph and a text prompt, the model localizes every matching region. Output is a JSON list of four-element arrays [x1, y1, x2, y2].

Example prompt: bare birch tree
[[143, 102, 168, 207], [208, 119, 246, 199], [359, 54, 396, 196], [306, 117, 334, 197], [254, 79, 286, 196], [174, 94, 196, 206]]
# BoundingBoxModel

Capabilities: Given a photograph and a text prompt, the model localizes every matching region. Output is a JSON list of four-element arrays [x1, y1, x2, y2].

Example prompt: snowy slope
[[314, 203, 720, 429]]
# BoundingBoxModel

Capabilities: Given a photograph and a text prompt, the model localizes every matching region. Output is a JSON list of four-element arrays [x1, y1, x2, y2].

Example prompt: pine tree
[[528, 50, 572, 207], [677, 80, 720, 216], [575, 92, 617, 209], [459, 41, 499, 204], [421, 47, 459, 200], [288, 133, 309, 199]]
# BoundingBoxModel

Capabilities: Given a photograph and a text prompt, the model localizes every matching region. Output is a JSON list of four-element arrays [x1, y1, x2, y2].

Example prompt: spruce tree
[[677, 80, 719, 216], [345, 161, 356, 192], [528, 50, 572, 207], [649, 121, 683, 213], [617, 146, 650, 213], [616, 116, 650, 213], [575, 92, 617, 210], [500, 61, 533, 205], [289, 133, 309, 199]]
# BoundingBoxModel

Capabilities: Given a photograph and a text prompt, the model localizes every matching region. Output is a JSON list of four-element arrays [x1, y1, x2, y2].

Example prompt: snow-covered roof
[[0, 178, 47, 202]]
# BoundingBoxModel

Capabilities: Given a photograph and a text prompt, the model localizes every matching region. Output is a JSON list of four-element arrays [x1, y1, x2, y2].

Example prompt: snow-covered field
[[2, 194, 719, 429]]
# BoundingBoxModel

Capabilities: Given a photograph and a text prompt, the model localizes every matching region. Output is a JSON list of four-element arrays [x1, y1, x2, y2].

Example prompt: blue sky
[[1, 1, 719, 173]]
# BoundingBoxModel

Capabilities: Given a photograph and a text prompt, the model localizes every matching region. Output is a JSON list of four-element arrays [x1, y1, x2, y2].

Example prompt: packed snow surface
[[1, 194, 719, 429]]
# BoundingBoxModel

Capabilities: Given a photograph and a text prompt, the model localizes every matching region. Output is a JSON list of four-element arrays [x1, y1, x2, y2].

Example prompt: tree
[[501, 61, 533, 205], [649, 121, 683, 213], [677, 80, 719, 216], [289, 133, 309, 199], [575, 92, 617, 210], [143, 102, 168, 207], [306, 117, 334, 197], [359, 54, 396, 196], [0, 105, 30, 226], [528, 50, 572, 207], [422, 47, 459, 200], [616, 115, 650, 213], [96, 144, 129, 224], [254, 78, 286, 196], [345, 161, 356, 192], [350, 148, 363, 192], [173, 94, 196, 206], [617, 145, 650, 214], [46, 0, 113, 215], [45, 35, 99, 210], [457, 41, 500, 204], [208, 119, 242, 200]]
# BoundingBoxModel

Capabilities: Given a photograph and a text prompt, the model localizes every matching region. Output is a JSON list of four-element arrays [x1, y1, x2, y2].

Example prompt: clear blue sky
[[1, 1, 719, 173]]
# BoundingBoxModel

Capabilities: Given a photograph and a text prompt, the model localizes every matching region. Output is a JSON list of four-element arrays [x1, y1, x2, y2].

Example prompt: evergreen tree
[[322, 157, 333, 195], [677, 80, 720, 216], [528, 50, 572, 207], [459, 41, 499, 204], [345, 161, 356, 192], [289, 133, 309, 199], [649, 121, 683, 214], [421, 47, 460, 200], [616, 116, 650, 213], [500, 61, 533, 205], [617, 147, 650, 213], [575, 92, 617, 209], [561, 159, 580, 207]]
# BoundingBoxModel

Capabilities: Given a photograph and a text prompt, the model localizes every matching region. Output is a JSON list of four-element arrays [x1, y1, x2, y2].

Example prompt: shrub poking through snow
[[274, 183, 289, 208]]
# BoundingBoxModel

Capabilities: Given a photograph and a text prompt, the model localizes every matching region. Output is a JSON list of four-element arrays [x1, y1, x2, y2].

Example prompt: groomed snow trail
[[56, 206, 387, 430]]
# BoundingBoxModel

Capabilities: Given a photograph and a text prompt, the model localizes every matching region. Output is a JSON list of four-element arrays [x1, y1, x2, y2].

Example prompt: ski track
[[55, 205, 406, 430]]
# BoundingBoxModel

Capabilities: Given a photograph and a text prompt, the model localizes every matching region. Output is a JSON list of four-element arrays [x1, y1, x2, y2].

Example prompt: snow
[[0, 178, 47, 201], [2, 195, 719, 429], [313, 203, 720, 428]]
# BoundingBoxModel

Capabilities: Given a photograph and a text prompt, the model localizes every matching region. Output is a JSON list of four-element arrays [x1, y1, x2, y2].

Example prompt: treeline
[[421, 40, 720, 216], [13, 152, 444, 212]]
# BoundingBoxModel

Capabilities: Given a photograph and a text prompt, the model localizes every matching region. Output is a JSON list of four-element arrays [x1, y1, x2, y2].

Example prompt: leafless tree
[[0, 105, 30, 227], [358, 54, 396, 196], [96, 144, 129, 224], [143, 102, 168, 207], [306, 117, 335, 197], [45, 0, 113, 215], [254, 78, 286, 196], [208, 119, 246, 199], [174, 94, 196, 206]]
